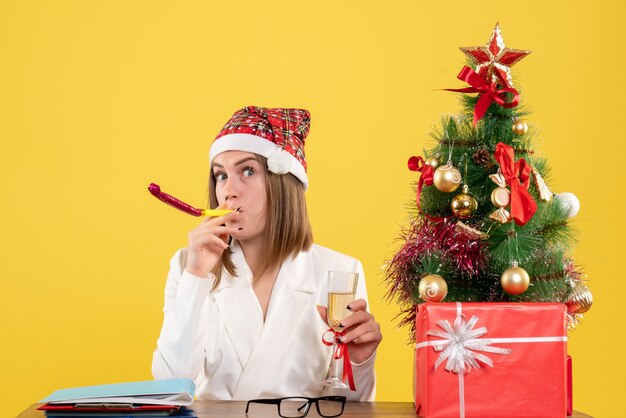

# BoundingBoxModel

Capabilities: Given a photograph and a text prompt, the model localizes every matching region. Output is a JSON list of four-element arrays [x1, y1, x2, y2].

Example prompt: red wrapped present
[[414, 302, 567, 418], [567, 355, 573, 416]]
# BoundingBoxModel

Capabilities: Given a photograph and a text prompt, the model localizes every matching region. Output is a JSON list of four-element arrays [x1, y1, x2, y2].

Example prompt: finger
[[215, 226, 241, 244], [316, 305, 329, 326], [346, 329, 383, 345], [206, 234, 229, 250], [206, 225, 241, 237], [191, 224, 240, 239], [347, 298, 367, 312], [189, 226, 238, 250], [340, 322, 381, 344], [338, 310, 370, 329], [190, 226, 230, 245]]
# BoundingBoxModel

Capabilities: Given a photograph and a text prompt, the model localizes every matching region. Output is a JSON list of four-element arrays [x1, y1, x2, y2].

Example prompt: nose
[[220, 177, 240, 204]]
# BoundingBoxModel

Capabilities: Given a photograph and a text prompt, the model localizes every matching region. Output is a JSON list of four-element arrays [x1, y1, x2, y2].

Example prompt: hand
[[317, 299, 382, 364], [185, 206, 240, 278]]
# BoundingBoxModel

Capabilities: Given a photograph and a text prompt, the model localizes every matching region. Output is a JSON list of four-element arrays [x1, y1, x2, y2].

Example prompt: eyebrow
[[212, 156, 258, 169]]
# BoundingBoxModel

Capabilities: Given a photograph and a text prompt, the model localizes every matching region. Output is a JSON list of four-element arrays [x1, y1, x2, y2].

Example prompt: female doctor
[[152, 106, 382, 401]]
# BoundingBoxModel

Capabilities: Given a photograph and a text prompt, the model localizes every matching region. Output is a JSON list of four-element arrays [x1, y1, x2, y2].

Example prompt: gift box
[[414, 302, 568, 418], [567, 355, 573, 416]]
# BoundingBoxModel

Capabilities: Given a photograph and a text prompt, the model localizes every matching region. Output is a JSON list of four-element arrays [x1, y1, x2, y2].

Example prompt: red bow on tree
[[494, 142, 537, 226], [408, 156, 434, 208], [445, 66, 520, 127]]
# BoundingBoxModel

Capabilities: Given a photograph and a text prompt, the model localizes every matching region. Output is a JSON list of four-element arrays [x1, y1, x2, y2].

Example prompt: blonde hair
[[208, 155, 313, 287]]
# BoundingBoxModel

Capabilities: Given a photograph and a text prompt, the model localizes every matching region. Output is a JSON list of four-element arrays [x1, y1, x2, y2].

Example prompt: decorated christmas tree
[[385, 24, 592, 341]]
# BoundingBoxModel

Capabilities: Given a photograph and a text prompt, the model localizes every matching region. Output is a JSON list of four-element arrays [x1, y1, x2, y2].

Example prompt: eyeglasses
[[245, 396, 346, 418]]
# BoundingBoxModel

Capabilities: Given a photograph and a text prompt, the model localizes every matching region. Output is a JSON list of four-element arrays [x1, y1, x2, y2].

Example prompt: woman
[[152, 106, 382, 401]]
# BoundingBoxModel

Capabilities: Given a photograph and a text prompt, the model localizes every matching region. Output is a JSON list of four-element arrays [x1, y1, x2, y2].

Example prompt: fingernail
[[316, 304, 322, 310], [340, 336, 347, 342]]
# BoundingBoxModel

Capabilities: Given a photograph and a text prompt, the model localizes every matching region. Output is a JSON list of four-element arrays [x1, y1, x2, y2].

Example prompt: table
[[17, 400, 594, 417]]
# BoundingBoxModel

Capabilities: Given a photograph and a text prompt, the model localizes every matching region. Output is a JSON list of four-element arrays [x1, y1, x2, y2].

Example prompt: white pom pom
[[267, 149, 292, 174], [555, 192, 580, 218]]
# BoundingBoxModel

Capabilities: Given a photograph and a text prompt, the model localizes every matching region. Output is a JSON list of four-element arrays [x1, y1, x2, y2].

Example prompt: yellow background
[[1, 1, 624, 416]]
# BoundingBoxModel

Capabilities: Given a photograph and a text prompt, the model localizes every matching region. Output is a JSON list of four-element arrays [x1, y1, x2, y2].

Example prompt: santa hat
[[209, 106, 311, 188]]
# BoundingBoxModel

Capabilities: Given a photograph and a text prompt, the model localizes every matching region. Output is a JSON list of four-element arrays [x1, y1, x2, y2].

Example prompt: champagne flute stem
[[330, 336, 344, 383]]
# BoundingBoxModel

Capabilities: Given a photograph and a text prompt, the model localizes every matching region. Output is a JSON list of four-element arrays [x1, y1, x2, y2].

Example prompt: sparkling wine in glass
[[324, 271, 359, 389], [328, 291, 355, 331]]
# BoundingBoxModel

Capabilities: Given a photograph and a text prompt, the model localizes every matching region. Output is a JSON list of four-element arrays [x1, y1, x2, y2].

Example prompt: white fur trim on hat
[[267, 149, 292, 174], [209, 133, 308, 189]]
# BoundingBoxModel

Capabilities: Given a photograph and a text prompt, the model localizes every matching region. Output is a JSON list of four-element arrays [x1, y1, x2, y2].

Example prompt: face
[[212, 151, 267, 242]]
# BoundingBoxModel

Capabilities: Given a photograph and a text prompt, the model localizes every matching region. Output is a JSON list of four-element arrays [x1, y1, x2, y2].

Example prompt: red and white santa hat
[[209, 106, 311, 189]]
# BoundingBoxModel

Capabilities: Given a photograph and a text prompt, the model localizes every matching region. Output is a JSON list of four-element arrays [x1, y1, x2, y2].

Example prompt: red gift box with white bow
[[414, 302, 568, 418]]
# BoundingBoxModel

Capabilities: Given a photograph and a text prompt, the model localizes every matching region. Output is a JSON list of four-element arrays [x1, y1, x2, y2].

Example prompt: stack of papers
[[38, 379, 196, 417]]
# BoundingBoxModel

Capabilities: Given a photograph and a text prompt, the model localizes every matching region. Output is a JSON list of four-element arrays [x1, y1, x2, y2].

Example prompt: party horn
[[148, 183, 232, 217]]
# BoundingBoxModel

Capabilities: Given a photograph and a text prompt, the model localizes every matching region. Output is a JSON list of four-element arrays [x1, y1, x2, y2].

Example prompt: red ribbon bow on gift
[[445, 66, 520, 127], [322, 328, 356, 391], [408, 156, 434, 208], [494, 142, 537, 226]]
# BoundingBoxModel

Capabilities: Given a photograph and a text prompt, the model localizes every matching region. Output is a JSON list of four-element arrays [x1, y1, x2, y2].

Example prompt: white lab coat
[[152, 241, 376, 401]]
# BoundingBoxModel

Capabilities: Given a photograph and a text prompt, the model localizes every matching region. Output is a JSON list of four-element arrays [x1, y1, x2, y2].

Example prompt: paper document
[[39, 378, 195, 406]]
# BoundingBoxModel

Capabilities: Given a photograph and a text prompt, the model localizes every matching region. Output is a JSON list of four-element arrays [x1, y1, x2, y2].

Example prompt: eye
[[242, 166, 255, 177], [214, 172, 227, 182]]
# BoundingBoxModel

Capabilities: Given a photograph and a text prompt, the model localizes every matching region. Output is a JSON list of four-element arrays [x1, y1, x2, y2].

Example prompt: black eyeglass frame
[[245, 395, 347, 418]]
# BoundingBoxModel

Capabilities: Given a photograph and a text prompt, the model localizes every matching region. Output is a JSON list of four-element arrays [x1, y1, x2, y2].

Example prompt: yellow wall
[[1, 1, 624, 416]]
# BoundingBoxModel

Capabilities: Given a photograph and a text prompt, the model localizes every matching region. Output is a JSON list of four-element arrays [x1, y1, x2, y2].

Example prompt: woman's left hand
[[317, 299, 382, 364]]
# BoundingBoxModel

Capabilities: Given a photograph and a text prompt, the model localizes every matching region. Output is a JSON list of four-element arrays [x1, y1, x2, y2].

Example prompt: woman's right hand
[[185, 207, 240, 278]]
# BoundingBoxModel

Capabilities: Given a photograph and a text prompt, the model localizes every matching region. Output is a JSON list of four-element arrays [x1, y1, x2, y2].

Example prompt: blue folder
[[39, 378, 195, 406]]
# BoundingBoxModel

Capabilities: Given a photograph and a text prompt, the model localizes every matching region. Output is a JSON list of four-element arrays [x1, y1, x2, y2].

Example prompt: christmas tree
[[385, 24, 592, 341]]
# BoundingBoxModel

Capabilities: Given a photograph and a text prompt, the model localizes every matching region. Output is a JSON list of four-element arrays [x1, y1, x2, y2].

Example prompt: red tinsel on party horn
[[322, 329, 356, 391], [148, 183, 233, 217], [445, 66, 520, 127], [408, 156, 434, 208], [148, 183, 205, 216], [494, 142, 537, 226]]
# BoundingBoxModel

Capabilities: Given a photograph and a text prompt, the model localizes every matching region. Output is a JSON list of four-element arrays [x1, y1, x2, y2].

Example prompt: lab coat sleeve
[[348, 260, 377, 401], [152, 249, 214, 381]]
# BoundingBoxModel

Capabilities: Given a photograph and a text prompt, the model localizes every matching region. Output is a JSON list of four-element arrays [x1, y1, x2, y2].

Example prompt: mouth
[[222, 201, 241, 213]]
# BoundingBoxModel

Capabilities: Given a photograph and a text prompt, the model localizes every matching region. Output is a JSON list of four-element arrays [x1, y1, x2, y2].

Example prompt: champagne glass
[[324, 271, 359, 389]]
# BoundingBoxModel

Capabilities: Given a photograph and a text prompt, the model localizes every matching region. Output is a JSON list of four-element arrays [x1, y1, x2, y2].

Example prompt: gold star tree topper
[[460, 23, 531, 88]]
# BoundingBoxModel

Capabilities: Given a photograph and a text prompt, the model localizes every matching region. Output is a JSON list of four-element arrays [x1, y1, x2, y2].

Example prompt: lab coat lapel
[[232, 251, 317, 399], [213, 245, 263, 370]]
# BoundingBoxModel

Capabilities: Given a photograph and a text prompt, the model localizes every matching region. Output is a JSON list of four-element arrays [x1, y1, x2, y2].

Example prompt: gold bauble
[[433, 164, 462, 193], [512, 120, 529, 136], [500, 265, 530, 295], [490, 186, 511, 208], [565, 283, 593, 314], [451, 185, 478, 219], [418, 274, 448, 302], [425, 156, 441, 170]]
